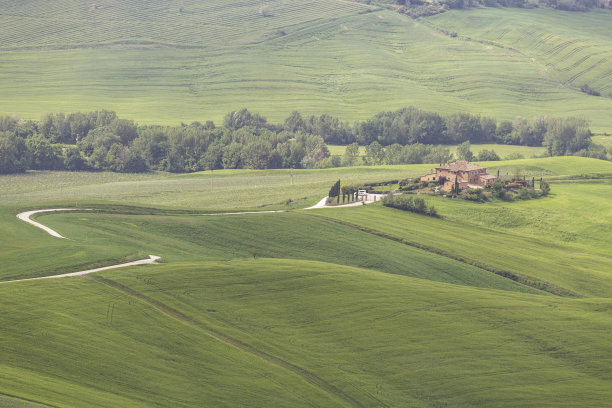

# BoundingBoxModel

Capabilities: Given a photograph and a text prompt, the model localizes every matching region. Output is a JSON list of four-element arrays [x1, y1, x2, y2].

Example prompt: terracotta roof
[[436, 160, 486, 172]]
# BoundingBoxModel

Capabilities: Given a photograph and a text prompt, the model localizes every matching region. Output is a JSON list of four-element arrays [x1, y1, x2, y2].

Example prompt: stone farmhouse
[[420, 160, 497, 192]]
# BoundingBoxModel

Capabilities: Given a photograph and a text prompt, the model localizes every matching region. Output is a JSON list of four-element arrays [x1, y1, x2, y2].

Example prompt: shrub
[[382, 194, 438, 217], [476, 149, 500, 161], [539, 180, 550, 196], [461, 188, 488, 202], [516, 187, 537, 200], [504, 152, 525, 160]]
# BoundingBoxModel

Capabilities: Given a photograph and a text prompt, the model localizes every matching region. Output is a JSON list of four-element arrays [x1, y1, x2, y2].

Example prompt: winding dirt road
[[10, 198, 383, 283], [16, 208, 89, 239], [7, 209, 160, 284]]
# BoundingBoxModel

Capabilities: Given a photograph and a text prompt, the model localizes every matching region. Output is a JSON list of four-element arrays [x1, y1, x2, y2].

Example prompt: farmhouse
[[421, 160, 496, 192]]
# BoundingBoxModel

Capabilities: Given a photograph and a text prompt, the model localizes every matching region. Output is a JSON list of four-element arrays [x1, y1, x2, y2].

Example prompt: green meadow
[[1, 156, 611, 406], [328, 143, 548, 160], [2, 2, 612, 131]]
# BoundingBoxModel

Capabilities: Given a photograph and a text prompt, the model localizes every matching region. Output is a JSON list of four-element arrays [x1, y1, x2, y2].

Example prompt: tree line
[[0, 107, 607, 174], [394, 0, 608, 18]]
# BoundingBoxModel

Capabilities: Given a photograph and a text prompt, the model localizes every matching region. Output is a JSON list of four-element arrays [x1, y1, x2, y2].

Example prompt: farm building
[[421, 160, 497, 192]]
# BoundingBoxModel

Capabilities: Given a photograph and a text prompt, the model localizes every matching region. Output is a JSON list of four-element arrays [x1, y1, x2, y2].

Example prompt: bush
[[516, 187, 537, 200], [476, 149, 500, 161], [382, 194, 438, 217], [539, 180, 550, 196], [504, 152, 525, 160], [461, 188, 488, 202]]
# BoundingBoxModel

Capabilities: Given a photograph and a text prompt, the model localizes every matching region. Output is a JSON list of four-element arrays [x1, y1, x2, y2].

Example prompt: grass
[[328, 143, 547, 161], [0, 166, 431, 209], [3, 259, 612, 407], [0, 274, 343, 408], [592, 135, 612, 149], [1, 5, 612, 131], [1, 156, 611, 406]]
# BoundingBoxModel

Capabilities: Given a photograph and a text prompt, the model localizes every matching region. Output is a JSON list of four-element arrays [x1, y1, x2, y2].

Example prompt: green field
[[1, 156, 611, 406], [328, 143, 548, 161], [593, 135, 612, 149], [1, 2, 612, 131]]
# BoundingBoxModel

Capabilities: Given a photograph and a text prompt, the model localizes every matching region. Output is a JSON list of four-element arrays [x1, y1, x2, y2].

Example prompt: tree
[[284, 111, 305, 133], [496, 120, 513, 144], [0, 115, 18, 132], [365, 141, 384, 165], [64, 147, 87, 171], [422, 145, 452, 164], [476, 149, 500, 161], [242, 140, 273, 169], [384, 143, 403, 165], [445, 113, 482, 143], [224, 108, 268, 130], [456, 141, 473, 161], [329, 179, 341, 203], [0, 132, 30, 173], [200, 142, 224, 170], [544, 117, 591, 156], [479, 116, 497, 142], [26, 135, 63, 170], [110, 118, 138, 145], [299, 134, 329, 168], [222, 142, 243, 169], [342, 142, 360, 166]]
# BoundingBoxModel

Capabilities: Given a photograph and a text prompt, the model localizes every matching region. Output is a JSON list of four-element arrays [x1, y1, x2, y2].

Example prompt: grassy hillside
[[1, 3, 612, 130], [428, 8, 612, 97], [1, 157, 611, 406], [2, 259, 612, 407]]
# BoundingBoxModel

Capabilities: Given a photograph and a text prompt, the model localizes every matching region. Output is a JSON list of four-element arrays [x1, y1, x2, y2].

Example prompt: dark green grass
[[3, 259, 612, 407], [3, 210, 538, 293], [107, 260, 612, 407], [316, 203, 612, 298], [4, 259, 609, 407], [0, 274, 342, 408]]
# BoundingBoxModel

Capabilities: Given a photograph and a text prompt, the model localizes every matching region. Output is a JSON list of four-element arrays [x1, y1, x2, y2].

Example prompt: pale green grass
[[328, 143, 546, 160], [592, 135, 612, 149], [1, 157, 608, 209], [0, 166, 431, 209], [0, 395, 50, 408], [1, 5, 612, 130]]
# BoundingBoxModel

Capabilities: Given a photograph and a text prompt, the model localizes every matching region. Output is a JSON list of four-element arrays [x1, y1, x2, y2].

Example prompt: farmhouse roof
[[436, 160, 486, 172], [480, 174, 497, 179]]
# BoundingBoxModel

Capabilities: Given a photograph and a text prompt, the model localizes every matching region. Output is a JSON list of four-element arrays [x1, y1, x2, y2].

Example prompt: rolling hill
[[1, 157, 611, 406], [1, 1, 612, 132]]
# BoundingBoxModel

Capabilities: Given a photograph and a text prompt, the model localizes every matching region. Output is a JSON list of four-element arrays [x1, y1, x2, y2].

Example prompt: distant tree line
[[392, 0, 608, 18], [0, 109, 330, 174], [0, 107, 607, 174]]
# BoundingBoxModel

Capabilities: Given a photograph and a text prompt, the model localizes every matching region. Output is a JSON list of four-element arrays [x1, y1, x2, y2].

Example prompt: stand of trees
[[395, 0, 608, 18], [0, 107, 607, 174]]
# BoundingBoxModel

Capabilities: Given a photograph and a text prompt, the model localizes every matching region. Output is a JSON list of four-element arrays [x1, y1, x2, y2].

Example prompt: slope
[[1, 3, 612, 130], [2, 259, 612, 407]]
